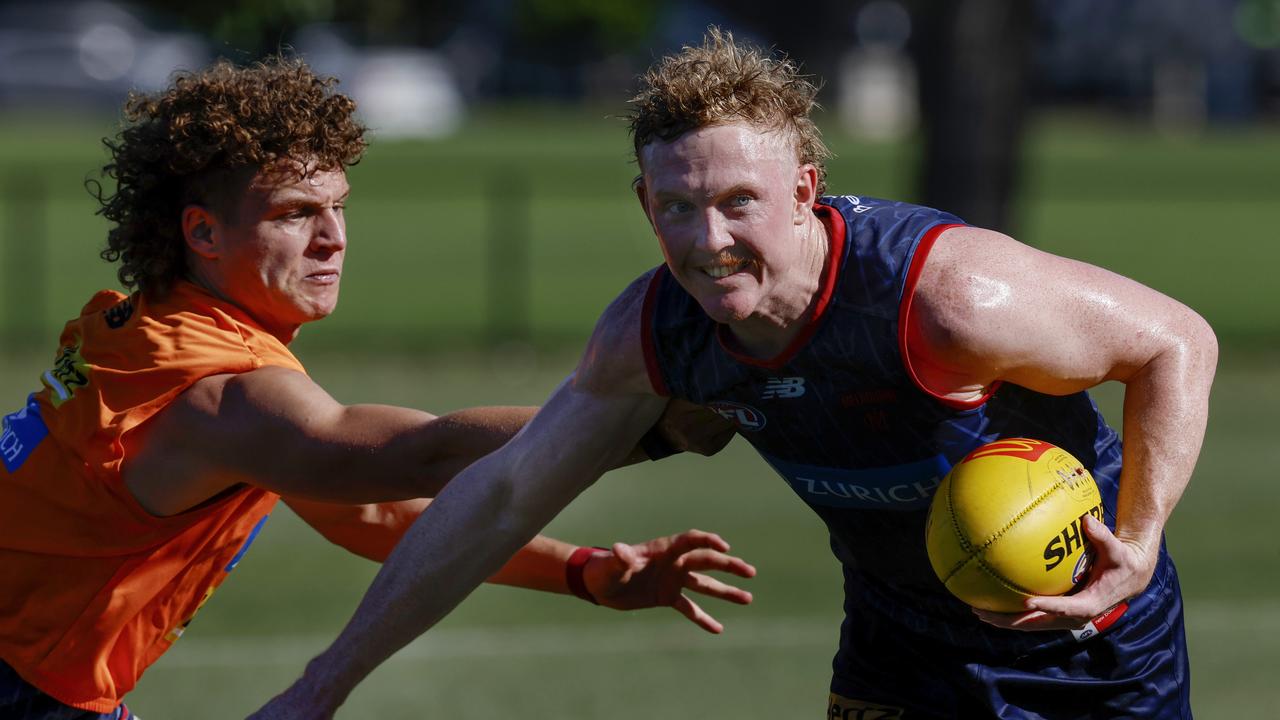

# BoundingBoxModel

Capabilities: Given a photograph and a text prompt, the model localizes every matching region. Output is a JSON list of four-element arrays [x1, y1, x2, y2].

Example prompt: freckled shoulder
[[576, 268, 661, 396]]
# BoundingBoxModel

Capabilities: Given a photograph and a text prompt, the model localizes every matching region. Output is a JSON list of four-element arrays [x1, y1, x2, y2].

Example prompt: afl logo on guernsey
[[707, 400, 767, 432]]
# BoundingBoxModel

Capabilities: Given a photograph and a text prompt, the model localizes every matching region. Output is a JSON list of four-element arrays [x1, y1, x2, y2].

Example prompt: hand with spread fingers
[[583, 529, 756, 633]]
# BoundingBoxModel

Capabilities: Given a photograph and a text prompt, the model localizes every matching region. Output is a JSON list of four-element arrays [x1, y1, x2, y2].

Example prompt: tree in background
[[908, 0, 1033, 234], [702, 0, 1033, 234]]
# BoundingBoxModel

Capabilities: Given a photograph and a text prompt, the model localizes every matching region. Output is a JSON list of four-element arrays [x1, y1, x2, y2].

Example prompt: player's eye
[[666, 200, 693, 214], [728, 194, 752, 208]]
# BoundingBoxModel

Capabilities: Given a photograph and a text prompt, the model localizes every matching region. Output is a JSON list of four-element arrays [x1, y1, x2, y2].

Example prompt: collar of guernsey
[[0, 279, 304, 711]]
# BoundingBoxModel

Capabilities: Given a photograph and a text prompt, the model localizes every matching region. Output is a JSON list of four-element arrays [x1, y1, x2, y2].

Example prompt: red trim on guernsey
[[640, 268, 672, 396], [896, 223, 1002, 410], [715, 203, 848, 370]]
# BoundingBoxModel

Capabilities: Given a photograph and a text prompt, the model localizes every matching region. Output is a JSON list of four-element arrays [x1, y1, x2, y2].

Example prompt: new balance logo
[[762, 377, 806, 399]]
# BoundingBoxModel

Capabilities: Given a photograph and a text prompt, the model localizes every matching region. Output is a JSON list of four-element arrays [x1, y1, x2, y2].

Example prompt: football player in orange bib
[[0, 56, 754, 719]]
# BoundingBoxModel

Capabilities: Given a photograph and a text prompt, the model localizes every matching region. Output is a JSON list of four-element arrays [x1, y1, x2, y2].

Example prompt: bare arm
[[286, 493, 577, 580], [908, 226, 1218, 624], [125, 360, 726, 517], [283, 497, 433, 562], [285, 496, 752, 626], [288, 381, 664, 702], [123, 376, 538, 515], [287, 495, 596, 592], [281, 498, 601, 591], [251, 275, 675, 716]]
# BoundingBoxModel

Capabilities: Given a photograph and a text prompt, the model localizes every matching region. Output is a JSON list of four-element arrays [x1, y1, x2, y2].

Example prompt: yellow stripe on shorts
[[827, 692, 905, 719]]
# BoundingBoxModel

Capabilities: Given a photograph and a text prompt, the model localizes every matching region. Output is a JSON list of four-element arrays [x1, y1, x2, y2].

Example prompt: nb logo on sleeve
[[762, 377, 806, 399]]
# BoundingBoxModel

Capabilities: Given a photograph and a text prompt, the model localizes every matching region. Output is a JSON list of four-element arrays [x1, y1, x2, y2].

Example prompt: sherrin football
[[924, 438, 1104, 613]]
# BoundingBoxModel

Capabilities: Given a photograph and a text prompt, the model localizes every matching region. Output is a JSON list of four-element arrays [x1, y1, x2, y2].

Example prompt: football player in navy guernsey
[[254, 28, 1217, 719]]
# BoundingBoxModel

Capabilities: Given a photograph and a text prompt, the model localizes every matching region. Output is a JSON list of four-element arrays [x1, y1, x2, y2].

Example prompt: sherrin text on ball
[[925, 438, 1104, 613]]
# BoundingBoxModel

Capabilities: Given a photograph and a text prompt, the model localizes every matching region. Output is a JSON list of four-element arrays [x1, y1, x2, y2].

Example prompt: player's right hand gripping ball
[[925, 438, 1104, 613]]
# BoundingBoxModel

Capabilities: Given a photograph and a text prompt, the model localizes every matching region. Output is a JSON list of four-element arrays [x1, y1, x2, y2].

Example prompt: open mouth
[[701, 258, 753, 279]]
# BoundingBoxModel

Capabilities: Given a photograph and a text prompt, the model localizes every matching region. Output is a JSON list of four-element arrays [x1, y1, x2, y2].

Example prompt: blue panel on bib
[[2, 395, 48, 473]]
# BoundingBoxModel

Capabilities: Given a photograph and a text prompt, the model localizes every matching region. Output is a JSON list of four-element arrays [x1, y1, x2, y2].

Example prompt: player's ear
[[182, 205, 220, 259], [793, 163, 819, 224], [633, 175, 657, 232]]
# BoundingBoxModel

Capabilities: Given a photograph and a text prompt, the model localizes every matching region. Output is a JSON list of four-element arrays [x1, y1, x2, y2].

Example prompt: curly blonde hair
[[92, 56, 367, 296], [628, 27, 830, 194]]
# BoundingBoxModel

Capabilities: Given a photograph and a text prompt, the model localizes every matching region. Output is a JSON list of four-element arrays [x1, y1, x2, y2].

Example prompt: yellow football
[[924, 438, 1104, 613]]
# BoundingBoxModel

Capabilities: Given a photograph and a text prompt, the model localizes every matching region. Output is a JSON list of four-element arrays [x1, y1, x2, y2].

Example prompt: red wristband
[[566, 546, 609, 605]]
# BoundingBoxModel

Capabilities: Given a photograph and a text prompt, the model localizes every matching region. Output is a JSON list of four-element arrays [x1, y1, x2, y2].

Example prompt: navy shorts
[[0, 660, 136, 720], [828, 558, 1191, 719]]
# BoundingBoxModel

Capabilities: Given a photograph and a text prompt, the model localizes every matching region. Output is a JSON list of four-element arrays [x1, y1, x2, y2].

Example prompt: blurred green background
[[4, 109, 1278, 348], [0, 109, 1277, 718]]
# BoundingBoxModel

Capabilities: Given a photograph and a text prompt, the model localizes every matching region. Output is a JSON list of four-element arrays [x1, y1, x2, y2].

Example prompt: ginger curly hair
[[92, 56, 367, 296], [628, 27, 831, 195]]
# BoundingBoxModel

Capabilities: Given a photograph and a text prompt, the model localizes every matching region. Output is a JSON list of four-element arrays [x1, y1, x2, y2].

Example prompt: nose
[[311, 207, 347, 253], [696, 208, 734, 254]]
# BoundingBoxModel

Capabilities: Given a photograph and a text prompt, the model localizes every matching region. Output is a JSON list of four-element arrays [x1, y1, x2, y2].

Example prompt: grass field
[[1, 109, 1278, 717], [2, 349, 1272, 718], [0, 348, 1277, 718]]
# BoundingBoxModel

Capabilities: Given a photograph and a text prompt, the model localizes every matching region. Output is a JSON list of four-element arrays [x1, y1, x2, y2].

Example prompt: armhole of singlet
[[639, 267, 672, 397], [897, 223, 1000, 410], [714, 202, 846, 370]]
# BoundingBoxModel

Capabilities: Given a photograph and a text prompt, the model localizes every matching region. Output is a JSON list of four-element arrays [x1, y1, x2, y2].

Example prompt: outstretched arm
[[258, 374, 664, 715], [285, 495, 753, 632], [123, 385, 538, 515], [125, 367, 725, 517], [907, 226, 1217, 629], [250, 274, 737, 716]]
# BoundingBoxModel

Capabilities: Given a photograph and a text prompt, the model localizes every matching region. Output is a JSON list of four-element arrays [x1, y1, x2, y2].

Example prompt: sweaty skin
[[906, 227, 1217, 628], [248, 123, 1216, 718], [637, 124, 829, 356]]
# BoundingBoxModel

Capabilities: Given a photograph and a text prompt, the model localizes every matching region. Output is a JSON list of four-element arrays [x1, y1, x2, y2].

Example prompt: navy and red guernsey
[[641, 195, 1191, 718]]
